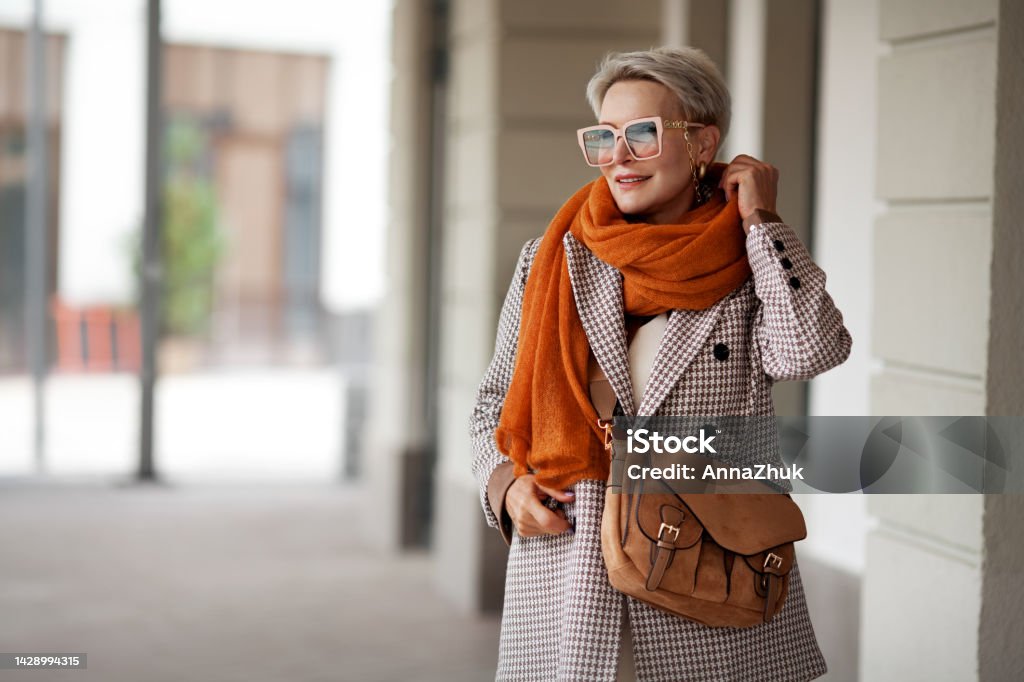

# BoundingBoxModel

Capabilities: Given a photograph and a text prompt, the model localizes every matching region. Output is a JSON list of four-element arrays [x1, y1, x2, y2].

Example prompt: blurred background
[[0, 0, 1021, 681]]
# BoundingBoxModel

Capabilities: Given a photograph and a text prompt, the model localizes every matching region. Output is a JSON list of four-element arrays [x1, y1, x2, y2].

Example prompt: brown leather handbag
[[590, 368, 808, 629]]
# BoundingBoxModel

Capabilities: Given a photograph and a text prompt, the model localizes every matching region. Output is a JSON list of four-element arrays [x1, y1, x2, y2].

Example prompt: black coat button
[[789, 276, 801, 289], [773, 239, 785, 252], [713, 343, 729, 361], [780, 257, 793, 269]]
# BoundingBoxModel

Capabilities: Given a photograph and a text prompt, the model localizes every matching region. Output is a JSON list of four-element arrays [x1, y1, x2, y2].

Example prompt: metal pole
[[25, 0, 48, 474], [416, 0, 449, 547], [138, 0, 163, 481]]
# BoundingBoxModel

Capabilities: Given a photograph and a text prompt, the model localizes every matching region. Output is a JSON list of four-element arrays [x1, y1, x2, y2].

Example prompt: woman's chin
[[611, 192, 651, 217]]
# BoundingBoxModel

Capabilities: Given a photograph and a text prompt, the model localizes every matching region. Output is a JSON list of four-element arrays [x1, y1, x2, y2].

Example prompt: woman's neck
[[629, 186, 697, 225]]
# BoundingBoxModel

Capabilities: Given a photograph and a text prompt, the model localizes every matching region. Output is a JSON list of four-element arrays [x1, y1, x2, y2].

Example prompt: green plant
[[129, 119, 224, 338]]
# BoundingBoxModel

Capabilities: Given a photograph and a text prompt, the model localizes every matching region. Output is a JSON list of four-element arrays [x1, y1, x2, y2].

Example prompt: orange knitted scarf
[[494, 163, 751, 490]]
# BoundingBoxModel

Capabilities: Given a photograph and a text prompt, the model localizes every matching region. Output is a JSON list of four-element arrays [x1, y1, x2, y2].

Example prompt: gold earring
[[683, 125, 703, 201], [698, 161, 707, 180]]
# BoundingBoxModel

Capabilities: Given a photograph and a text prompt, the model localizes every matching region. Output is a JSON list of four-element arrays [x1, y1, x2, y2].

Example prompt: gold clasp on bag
[[764, 552, 784, 570], [597, 418, 614, 451], [658, 522, 681, 543]]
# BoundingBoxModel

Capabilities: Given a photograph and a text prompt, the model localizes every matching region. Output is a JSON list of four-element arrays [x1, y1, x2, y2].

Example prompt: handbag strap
[[589, 351, 631, 515], [587, 352, 618, 420]]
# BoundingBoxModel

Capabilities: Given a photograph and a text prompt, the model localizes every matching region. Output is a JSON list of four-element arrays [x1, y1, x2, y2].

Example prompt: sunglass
[[576, 116, 706, 167]]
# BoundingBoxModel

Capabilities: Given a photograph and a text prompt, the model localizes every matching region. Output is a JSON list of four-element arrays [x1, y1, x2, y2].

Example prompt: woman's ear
[[701, 125, 722, 163]]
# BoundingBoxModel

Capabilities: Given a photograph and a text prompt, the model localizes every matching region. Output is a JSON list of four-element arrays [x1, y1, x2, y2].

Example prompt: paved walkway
[[0, 480, 501, 681]]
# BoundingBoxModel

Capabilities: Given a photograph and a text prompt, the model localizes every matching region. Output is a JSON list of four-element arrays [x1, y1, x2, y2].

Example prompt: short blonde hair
[[586, 46, 731, 141]]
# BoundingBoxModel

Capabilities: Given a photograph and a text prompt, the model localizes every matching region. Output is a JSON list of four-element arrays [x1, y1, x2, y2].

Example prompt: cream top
[[626, 312, 669, 412]]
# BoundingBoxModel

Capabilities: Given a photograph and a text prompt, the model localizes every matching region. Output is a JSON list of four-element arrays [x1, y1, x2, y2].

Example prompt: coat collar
[[563, 231, 733, 416]]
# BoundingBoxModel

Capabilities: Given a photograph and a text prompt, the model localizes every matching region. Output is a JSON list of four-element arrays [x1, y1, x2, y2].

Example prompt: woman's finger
[[508, 476, 573, 536], [521, 505, 570, 536], [731, 153, 764, 166], [719, 162, 749, 183], [533, 506, 571, 535], [719, 165, 746, 202], [536, 483, 575, 502]]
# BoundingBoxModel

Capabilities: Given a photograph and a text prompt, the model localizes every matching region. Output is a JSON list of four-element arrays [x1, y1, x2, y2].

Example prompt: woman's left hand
[[719, 155, 779, 221]]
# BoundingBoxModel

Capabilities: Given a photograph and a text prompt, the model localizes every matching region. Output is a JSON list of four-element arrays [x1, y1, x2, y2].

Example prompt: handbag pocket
[[725, 549, 763, 612], [692, 536, 729, 602]]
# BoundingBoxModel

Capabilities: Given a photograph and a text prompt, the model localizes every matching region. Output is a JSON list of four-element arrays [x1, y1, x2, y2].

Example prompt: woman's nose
[[611, 134, 632, 164]]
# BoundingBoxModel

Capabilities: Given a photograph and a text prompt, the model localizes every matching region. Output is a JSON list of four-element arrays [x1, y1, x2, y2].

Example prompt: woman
[[470, 46, 851, 681]]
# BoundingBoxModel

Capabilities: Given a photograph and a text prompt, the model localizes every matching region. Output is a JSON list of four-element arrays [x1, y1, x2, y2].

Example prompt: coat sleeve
[[745, 219, 852, 381], [469, 237, 541, 547]]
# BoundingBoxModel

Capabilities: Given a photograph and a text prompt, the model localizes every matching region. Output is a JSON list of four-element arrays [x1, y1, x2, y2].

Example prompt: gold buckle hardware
[[764, 552, 783, 570], [658, 522, 680, 543], [597, 418, 614, 451]]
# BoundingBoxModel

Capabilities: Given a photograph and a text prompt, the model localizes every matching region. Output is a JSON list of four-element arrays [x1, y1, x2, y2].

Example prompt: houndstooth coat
[[470, 217, 852, 681]]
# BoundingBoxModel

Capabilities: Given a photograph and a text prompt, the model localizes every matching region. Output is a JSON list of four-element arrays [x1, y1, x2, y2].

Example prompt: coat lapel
[[563, 233, 636, 416], [564, 232, 735, 418]]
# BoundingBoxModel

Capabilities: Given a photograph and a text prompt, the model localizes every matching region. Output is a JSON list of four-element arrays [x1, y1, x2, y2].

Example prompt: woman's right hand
[[505, 474, 575, 537]]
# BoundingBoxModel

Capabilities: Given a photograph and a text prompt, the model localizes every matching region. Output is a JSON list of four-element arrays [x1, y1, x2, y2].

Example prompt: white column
[[863, 0, 1000, 679], [724, 0, 765, 161]]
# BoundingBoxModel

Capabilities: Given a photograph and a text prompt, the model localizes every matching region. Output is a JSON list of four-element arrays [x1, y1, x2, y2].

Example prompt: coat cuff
[[486, 462, 517, 546], [743, 208, 783, 235]]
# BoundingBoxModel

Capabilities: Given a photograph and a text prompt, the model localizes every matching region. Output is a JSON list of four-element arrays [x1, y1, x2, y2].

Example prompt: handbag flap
[[634, 497, 703, 548], [679, 493, 806, 555]]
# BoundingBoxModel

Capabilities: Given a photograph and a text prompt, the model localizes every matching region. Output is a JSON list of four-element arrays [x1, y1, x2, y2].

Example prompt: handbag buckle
[[658, 522, 680, 543], [597, 418, 614, 451], [764, 552, 783, 570]]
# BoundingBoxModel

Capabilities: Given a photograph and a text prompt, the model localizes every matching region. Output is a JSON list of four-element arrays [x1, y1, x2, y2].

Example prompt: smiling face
[[597, 79, 718, 224]]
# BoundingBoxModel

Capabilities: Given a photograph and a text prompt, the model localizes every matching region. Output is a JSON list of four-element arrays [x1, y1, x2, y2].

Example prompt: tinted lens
[[582, 128, 614, 165], [625, 120, 660, 159]]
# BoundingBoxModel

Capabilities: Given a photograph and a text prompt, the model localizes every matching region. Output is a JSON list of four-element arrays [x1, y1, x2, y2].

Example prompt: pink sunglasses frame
[[575, 116, 706, 167]]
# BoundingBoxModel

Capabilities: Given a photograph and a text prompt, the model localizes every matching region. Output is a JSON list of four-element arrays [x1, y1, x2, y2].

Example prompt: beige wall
[[871, 0, 996, 411], [861, 0, 1024, 680]]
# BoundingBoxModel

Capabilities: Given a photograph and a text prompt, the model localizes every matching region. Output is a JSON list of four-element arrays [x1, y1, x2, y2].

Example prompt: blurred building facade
[[0, 0, 390, 372], [0, 27, 63, 371], [163, 43, 330, 364], [368, 1, 1023, 681], [0, 0, 390, 478]]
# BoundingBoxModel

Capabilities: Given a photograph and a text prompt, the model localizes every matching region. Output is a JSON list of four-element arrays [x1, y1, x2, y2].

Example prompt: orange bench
[[50, 297, 141, 372]]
